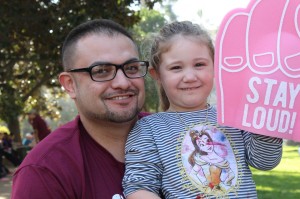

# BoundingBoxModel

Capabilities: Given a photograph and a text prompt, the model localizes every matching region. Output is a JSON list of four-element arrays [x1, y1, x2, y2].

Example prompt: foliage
[[132, 7, 166, 39], [131, 7, 167, 112], [0, 125, 10, 134], [0, 0, 162, 140], [131, 2, 179, 112], [251, 145, 300, 199]]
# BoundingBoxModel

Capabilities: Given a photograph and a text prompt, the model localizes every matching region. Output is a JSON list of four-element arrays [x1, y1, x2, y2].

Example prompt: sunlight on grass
[[251, 145, 300, 199], [255, 186, 274, 191]]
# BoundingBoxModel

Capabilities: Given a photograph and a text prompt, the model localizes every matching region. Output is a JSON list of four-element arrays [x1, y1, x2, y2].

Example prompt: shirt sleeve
[[242, 131, 283, 170], [123, 119, 163, 197], [12, 165, 70, 199]]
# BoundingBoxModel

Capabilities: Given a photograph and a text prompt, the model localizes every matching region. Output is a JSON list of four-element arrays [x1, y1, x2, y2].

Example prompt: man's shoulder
[[20, 116, 83, 168], [12, 116, 87, 198]]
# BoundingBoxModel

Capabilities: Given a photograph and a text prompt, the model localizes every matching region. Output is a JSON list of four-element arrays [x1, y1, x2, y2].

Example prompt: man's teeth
[[111, 96, 130, 100]]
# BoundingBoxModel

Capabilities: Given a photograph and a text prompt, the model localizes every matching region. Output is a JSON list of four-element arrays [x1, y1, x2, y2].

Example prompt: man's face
[[66, 34, 145, 123]]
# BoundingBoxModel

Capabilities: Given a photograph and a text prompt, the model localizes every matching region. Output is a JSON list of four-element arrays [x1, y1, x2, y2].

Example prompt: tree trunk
[[7, 115, 21, 143]]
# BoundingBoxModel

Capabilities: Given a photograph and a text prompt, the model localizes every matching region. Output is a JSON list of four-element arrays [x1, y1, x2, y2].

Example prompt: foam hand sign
[[215, 0, 300, 141]]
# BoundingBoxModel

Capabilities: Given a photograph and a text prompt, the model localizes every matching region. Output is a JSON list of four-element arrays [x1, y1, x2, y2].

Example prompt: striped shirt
[[123, 106, 282, 199]]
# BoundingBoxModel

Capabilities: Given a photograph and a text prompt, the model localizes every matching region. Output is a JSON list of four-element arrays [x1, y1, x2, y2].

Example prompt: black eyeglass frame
[[67, 60, 149, 82]]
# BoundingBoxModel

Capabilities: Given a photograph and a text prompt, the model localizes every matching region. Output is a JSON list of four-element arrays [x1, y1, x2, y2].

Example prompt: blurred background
[[0, 0, 299, 198]]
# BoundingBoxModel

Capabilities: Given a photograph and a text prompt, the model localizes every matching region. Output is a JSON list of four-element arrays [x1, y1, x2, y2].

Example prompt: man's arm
[[12, 166, 69, 199]]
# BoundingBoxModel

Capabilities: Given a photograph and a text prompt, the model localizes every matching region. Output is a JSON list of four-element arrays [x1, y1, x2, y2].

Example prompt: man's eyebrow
[[123, 58, 140, 64], [89, 58, 140, 66]]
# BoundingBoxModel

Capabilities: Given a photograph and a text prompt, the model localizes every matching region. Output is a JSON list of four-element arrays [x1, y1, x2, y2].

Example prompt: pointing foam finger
[[217, 13, 248, 72], [247, 0, 287, 74], [280, 0, 300, 78]]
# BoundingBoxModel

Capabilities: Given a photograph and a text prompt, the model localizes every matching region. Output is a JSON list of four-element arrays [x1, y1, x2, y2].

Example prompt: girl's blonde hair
[[149, 21, 214, 111]]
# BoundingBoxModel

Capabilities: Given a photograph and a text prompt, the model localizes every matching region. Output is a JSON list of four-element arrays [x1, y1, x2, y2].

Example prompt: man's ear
[[149, 67, 161, 83], [58, 72, 76, 99]]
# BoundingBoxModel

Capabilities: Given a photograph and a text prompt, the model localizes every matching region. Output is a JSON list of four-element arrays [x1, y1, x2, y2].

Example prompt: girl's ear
[[149, 67, 161, 83], [58, 72, 77, 99]]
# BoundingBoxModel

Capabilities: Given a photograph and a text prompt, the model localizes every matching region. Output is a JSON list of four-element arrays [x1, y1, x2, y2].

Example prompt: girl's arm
[[127, 190, 161, 199], [242, 131, 283, 170], [123, 119, 163, 198]]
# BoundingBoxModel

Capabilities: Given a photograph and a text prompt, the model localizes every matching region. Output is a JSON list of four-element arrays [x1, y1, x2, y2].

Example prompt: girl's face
[[157, 36, 214, 112], [197, 134, 213, 153]]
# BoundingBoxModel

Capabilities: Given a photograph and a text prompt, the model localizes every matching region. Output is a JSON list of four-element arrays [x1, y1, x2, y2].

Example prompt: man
[[27, 109, 51, 143], [12, 19, 147, 199]]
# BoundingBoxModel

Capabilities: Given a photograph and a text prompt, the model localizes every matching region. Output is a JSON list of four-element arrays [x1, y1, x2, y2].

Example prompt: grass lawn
[[251, 145, 300, 199]]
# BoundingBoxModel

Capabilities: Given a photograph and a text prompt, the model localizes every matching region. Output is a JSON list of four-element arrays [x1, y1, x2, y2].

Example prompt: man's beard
[[105, 106, 141, 123], [84, 103, 141, 123]]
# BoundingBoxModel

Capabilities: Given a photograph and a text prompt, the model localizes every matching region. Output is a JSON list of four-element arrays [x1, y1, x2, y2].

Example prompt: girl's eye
[[170, 66, 181, 70], [195, 63, 205, 67]]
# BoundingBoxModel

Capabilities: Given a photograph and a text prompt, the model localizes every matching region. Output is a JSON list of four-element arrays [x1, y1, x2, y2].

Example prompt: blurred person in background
[[27, 109, 51, 143]]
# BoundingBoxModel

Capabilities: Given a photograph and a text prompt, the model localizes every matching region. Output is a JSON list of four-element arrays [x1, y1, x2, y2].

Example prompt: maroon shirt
[[12, 116, 125, 199]]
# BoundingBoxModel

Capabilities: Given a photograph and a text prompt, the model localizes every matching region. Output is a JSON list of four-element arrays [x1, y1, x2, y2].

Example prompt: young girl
[[122, 21, 282, 199]]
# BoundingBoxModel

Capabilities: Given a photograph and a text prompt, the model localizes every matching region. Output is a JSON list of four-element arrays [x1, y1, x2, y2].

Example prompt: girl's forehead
[[169, 34, 203, 44], [161, 35, 207, 52]]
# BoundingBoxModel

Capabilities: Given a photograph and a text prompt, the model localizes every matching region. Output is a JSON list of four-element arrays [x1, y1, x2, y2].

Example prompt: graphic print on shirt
[[179, 124, 241, 197]]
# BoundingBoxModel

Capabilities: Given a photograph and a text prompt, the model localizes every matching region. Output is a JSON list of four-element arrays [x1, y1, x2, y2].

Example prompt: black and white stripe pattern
[[123, 106, 282, 198]]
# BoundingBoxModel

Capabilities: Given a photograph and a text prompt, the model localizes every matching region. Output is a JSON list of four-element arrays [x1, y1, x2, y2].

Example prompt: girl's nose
[[183, 68, 197, 82]]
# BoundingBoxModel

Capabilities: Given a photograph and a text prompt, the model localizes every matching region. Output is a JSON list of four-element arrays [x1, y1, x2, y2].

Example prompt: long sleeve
[[123, 119, 163, 197], [242, 131, 283, 170]]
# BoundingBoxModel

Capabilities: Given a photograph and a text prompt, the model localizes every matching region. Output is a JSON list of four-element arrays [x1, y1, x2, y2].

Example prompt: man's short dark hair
[[62, 19, 135, 71]]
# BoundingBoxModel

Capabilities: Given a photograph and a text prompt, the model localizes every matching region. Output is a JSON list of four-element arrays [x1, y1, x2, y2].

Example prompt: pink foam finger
[[217, 14, 248, 71], [215, 0, 300, 141], [248, 0, 287, 74], [215, 9, 249, 123], [280, 0, 300, 78], [215, 11, 248, 122]]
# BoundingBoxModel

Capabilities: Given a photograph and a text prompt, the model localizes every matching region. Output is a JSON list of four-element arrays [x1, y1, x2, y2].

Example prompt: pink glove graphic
[[215, 0, 300, 141]]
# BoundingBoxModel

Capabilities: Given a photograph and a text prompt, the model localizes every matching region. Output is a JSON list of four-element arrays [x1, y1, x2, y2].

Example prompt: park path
[[0, 160, 16, 199]]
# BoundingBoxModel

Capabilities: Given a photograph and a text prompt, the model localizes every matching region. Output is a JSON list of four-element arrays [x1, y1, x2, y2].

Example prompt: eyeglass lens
[[91, 61, 147, 81]]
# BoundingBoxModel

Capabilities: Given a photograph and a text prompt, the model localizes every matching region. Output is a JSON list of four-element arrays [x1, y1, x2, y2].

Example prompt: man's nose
[[111, 69, 131, 89]]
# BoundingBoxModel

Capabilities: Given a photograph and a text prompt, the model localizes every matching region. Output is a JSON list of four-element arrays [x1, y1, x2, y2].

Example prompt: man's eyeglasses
[[67, 61, 149, 82]]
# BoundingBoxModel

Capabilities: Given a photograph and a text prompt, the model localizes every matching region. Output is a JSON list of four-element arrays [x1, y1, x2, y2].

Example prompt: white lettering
[[289, 83, 300, 109], [247, 77, 300, 109], [247, 77, 260, 103], [242, 105, 297, 134], [252, 107, 266, 129], [263, 78, 277, 105], [278, 110, 290, 133], [266, 109, 280, 131], [273, 82, 287, 108], [242, 104, 251, 127]]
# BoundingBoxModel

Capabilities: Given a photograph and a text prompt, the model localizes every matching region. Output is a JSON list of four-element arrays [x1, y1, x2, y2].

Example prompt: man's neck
[[80, 117, 137, 162]]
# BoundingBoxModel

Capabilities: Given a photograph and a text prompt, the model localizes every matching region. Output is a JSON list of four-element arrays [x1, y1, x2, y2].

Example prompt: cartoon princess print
[[188, 129, 235, 192]]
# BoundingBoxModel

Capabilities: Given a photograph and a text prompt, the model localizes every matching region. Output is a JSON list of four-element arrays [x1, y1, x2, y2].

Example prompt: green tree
[[131, 1, 177, 112], [131, 7, 167, 112], [0, 0, 161, 141]]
